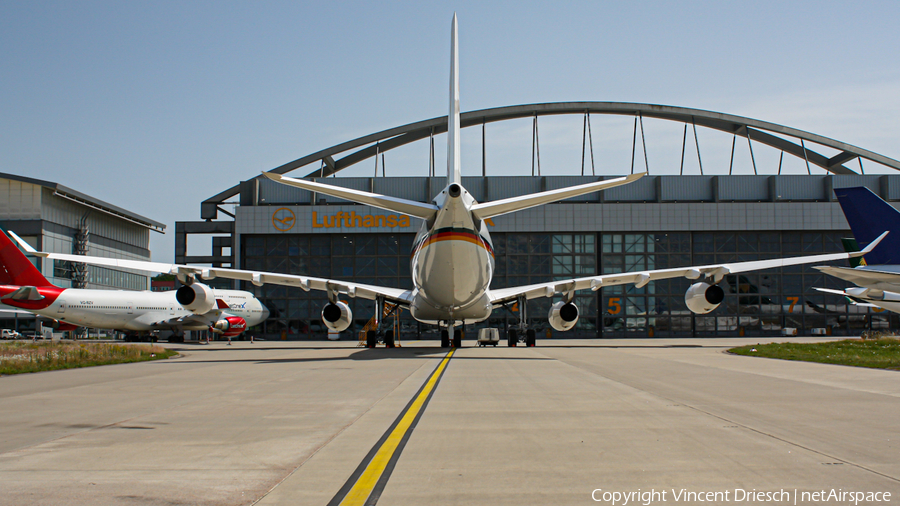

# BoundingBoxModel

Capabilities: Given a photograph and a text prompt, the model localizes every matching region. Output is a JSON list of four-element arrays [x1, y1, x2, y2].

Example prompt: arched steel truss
[[203, 102, 900, 207]]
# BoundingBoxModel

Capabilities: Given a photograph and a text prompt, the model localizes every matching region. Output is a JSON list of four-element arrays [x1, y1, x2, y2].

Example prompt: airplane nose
[[260, 304, 270, 320]]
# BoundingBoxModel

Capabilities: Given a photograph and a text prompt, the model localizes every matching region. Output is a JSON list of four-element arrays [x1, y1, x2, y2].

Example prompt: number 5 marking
[[608, 297, 622, 315]]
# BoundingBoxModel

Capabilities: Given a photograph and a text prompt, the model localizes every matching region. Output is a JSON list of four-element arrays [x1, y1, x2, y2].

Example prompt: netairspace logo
[[591, 488, 892, 505]]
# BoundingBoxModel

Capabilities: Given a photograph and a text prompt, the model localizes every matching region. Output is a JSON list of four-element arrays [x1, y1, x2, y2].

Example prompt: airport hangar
[[0, 172, 165, 333], [180, 102, 900, 340]]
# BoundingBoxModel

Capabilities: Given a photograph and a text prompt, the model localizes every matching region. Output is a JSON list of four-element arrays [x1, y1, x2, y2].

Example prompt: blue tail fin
[[834, 186, 900, 265]]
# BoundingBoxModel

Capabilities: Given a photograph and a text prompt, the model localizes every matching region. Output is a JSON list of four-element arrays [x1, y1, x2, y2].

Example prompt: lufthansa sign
[[312, 211, 410, 229]]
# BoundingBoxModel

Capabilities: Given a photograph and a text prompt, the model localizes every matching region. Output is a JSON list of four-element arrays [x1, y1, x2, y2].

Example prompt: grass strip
[[729, 338, 900, 371], [0, 341, 177, 375]]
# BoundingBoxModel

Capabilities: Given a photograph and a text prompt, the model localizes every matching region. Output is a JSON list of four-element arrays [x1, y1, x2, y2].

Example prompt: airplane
[[10, 15, 887, 348], [813, 186, 900, 313], [0, 229, 269, 341]]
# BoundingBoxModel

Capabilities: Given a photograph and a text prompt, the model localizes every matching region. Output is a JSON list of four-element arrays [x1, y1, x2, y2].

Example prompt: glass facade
[[53, 259, 149, 291], [241, 231, 899, 340]]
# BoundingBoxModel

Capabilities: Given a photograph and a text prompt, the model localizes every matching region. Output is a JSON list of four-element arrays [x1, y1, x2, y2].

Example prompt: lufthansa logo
[[272, 208, 296, 232]]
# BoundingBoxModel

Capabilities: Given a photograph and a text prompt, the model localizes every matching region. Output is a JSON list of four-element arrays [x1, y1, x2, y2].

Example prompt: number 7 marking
[[786, 297, 799, 313]]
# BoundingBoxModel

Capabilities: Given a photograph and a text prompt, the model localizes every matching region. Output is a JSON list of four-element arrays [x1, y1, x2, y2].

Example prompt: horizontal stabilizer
[[471, 173, 645, 220], [262, 172, 438, 220], [1, 286, 45, 301]]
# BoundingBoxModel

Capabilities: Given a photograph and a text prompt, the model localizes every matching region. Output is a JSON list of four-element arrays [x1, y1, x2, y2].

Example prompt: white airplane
[[0, 229, 269, 341], [813, 186, 900, 314], [12, 15, 886, 348]]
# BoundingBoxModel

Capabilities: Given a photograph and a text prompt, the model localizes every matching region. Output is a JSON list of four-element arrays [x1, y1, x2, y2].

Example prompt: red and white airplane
[[13, 15, 884, 348], [0, 229, 268, 340]]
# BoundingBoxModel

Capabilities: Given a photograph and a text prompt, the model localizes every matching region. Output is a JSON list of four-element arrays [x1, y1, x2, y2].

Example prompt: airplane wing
[[9, 229, 885, 314], [8, 231, 414, 306], [488, 232, 888, 305], [814, 265, 900, 287]]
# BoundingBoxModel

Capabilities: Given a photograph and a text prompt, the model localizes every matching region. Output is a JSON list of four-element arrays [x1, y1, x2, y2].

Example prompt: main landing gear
[[366, 329, 396, 349], [506, 328, 536, 347], [507, 295, 536, 347], [365, 296, 397, 349]]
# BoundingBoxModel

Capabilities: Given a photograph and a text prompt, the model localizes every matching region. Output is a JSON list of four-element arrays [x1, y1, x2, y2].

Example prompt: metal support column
[[482, 118, 486, 177], [429, 127, 435, 177], [801, 139, 811, 174], [531, 113, 541, 176], [729, 135, 736, 175], [373, 142, 380, 177], [639, 112, 649, 174], [746, 128, 758, 175], [693, 117, 703, 175], [631, 116, 638, 175]]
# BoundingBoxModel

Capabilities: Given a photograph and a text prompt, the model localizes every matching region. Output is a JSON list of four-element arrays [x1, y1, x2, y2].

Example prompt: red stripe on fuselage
[[412, 230, 494, 258]]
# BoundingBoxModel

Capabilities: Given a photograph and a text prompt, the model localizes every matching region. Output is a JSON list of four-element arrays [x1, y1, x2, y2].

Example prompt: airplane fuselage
[[0, 285, 268, 332], [408, 184, 495, 325]]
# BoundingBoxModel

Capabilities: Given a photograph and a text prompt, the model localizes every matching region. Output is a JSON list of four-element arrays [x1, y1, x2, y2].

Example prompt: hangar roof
[[201, 102, 900, 215], [0, 172, 166, 232]]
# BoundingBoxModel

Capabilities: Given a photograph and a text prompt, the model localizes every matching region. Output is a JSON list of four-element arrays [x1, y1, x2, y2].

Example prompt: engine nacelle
[[210, 316, 247, 337], [548, 301, 579, 332], [685, 282, 725, 314], [176, 283, 216, 314], [322, 301, 352, 332]]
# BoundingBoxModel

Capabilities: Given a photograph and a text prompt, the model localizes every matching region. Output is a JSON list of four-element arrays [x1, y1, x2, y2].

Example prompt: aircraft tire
[[440, 329, 450, 348], [384, 330, 395, 348], [525, 328, 536, 347], [453, 329, 462, 348], [507, 329, 517, 347], [366, 330, 377, 348]]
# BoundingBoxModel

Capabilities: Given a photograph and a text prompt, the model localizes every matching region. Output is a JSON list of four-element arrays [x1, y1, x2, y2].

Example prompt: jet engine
[[685, 282, 725, 314], [176, 283, 216, 314], [548, 301, 579, 331], [210, 316, 247, 337], [322, 301, 352, 332]]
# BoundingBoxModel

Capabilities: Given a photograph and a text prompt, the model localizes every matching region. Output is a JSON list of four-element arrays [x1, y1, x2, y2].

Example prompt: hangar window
[[602, 234, 622, 253]]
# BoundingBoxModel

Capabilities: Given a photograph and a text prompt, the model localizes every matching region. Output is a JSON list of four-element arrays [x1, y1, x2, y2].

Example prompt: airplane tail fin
[[834, 186, 900, 265], [0, 229, 54, 287], [447, 13, 461, 185]]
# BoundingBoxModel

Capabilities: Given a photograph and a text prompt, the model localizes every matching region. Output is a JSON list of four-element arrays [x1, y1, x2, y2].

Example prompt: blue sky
[[2, 1, 900, 261]]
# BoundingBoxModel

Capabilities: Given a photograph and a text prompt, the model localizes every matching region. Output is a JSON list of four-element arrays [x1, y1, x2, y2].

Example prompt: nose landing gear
[[440, 322, 464, 348]]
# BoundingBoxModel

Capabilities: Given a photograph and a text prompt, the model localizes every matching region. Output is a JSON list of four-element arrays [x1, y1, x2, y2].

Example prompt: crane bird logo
[[272, 208, 296, 232]]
